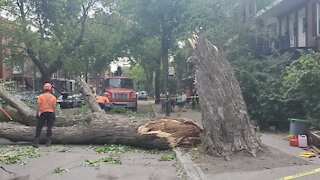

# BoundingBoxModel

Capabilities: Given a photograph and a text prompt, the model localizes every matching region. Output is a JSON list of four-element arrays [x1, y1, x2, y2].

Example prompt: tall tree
[[127, 37, 162, 98], [124, 0, 190, 108], [0, 0, 100, 83]]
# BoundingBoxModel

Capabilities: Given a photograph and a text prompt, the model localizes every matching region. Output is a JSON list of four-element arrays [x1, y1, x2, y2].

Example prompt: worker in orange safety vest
[[33, 83, 57, 148], [96, 93, 110, 112]]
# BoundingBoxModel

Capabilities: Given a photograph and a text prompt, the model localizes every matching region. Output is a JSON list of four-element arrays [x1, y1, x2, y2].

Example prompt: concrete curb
[[149, 102, 207, 180], [174, 148, 208, 180]]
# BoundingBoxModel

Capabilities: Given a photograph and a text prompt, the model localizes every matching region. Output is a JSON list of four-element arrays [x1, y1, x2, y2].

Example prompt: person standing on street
[[33, 83, 57, 148], [96, 92, 110, 112]]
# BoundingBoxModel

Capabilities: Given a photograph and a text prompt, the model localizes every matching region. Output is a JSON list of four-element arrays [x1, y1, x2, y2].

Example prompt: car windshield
[[105, 78, 133, 89]]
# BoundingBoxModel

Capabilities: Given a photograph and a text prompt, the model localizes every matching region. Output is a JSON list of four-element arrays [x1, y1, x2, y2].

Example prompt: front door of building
[[289, 13, 296, 47], [298, 8, 306, 47]]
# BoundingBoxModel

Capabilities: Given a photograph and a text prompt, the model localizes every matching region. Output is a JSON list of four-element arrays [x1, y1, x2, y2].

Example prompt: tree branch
[[25, 44, 48, 74], [76, 77, 105, 114], [0, 86, 36, 125]]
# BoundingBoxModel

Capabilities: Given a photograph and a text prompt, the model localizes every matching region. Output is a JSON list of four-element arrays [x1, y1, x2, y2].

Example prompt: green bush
[[283, 50, 320, 119], [232, 53, 295, 130], [232, 51, 320, 130]]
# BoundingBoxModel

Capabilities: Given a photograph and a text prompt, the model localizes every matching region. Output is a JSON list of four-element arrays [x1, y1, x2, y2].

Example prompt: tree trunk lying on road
[[0, 115, 202, 149], [0, 79, 203, 149]]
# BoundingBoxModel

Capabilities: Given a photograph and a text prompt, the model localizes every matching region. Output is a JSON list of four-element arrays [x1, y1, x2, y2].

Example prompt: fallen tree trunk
[[0, 86, 35, 125], [0, 115, 202, 149], [0, 78, 202, 149], [76, 77, 104, 113], [189, 36, 262, 156]]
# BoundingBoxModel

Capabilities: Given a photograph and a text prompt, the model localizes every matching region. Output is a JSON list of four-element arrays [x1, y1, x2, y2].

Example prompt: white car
[[137, 91, 148, 100]]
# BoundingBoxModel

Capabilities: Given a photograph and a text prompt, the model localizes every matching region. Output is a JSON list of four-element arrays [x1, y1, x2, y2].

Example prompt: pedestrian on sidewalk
[[33, 83, 57, 148], [170, 95, 176, 112], [176, 91, 187, 112], [191, 89, 197, 110]]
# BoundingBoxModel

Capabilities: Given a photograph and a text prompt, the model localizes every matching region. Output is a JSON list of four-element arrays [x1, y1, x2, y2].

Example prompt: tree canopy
[[3, 0, 318, 132]]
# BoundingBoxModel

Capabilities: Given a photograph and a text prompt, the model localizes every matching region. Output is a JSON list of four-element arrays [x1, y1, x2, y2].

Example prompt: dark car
[[57, 92, 84, 109]]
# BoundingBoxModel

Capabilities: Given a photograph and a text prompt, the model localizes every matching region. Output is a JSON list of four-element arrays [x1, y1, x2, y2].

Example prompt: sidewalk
[[151, 103, 320, 180]]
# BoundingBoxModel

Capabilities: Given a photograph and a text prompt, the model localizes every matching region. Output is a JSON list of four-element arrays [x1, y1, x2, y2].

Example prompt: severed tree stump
[[189, 36, 262, 156]]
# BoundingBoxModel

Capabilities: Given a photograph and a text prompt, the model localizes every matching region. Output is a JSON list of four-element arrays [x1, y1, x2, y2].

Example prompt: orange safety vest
[[96, 95, 109, 103], [38, 92, 57, 113]]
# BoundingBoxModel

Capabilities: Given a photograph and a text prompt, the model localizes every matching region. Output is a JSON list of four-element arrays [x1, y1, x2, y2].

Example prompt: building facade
[[255, 0, 320, 55]]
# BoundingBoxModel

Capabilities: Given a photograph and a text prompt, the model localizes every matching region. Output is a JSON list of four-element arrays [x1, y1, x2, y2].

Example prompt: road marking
[[278, 168, 320, 180]]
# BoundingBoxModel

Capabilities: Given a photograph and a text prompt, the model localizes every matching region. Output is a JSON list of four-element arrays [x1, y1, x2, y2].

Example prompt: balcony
[[257, 0, 308, 17]]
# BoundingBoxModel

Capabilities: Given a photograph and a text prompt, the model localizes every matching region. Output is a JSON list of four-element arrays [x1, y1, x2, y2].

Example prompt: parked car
[[57, 92, 84, 109], [137, 91, 148, 100]]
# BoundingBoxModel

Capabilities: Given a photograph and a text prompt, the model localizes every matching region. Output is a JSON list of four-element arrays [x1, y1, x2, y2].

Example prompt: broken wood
[[138, 117, 203, 147]]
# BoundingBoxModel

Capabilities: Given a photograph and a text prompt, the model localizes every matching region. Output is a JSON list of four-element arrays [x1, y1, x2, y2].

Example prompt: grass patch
[[53, 166, 67, 173], [108, 107, 127, 114], [84, 159, 101, 167], [160, 151, 176, 161], [94, 144, 140, 154], [100, 157, 122, 165], [84, 157, 122, 169], [0, 145, 40, 165]]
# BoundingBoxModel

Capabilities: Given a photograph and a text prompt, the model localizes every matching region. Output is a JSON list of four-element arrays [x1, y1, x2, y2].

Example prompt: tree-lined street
[[2, 0, 320, 179]]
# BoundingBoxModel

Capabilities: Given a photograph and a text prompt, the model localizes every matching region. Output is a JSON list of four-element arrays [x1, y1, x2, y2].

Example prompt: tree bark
[[76, 77, 104, 113], [154, 60, 161, 104], [0, 114, 202, 149], [0, 86, 35, 125], [161, 27, 171, 116], [189, 36, 262, 157]]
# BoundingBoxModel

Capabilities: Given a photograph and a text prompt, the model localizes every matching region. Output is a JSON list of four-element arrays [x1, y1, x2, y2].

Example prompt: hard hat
[[43, 83, 52, 91]]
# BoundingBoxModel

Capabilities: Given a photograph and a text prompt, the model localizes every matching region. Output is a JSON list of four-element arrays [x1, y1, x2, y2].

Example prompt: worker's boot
[[46, 137, 52, 147], [32, 138, 39, 148]]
